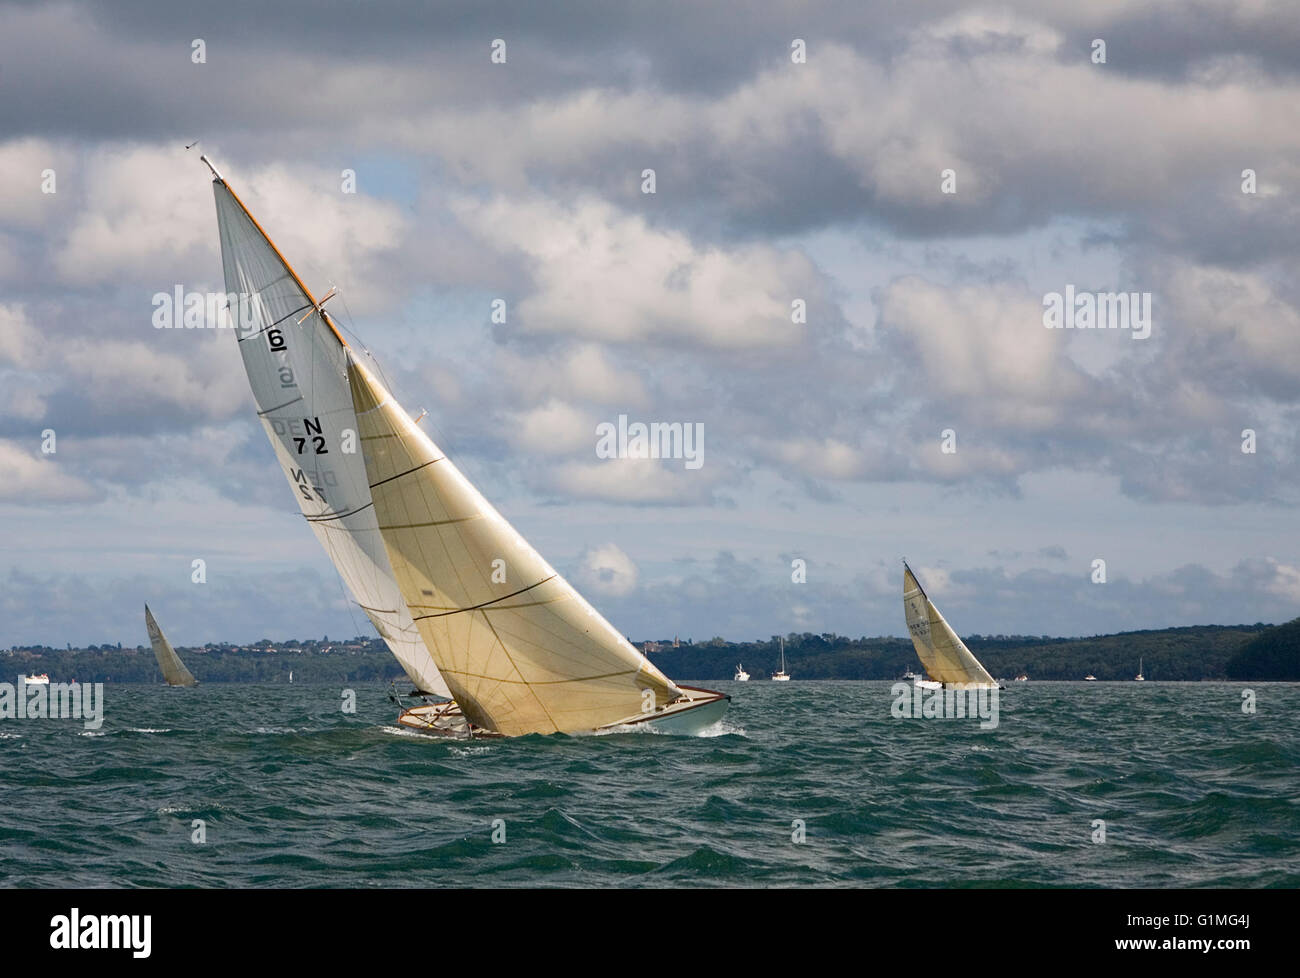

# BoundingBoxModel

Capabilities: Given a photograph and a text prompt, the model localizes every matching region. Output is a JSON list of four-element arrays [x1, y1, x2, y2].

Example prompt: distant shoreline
[[6, 620, 1296, 682]]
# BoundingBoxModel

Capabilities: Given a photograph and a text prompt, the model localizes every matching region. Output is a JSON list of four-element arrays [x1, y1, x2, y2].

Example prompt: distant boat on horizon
[[1134, 658, 1145, 682], [734, 663, 750, 681], [22, 673, 50, 686], [903, 561, 1001, 690], [145, 605, 199, 687], [1084, 674, 1097, 681], [771, 637, 791, 681]]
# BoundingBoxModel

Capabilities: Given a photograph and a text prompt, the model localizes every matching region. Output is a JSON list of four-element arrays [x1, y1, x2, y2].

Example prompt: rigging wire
[[330, 289, 492, 495]]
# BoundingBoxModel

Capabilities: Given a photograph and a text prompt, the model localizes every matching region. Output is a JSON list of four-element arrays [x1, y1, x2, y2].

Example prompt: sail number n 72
[[293, 417, 329, 455]]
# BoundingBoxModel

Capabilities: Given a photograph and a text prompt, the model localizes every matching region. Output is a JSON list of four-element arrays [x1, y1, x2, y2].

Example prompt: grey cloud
[[2, 1, 1299, 645], [4, 2, 1295, 253], [562, 551, 1300, 644]]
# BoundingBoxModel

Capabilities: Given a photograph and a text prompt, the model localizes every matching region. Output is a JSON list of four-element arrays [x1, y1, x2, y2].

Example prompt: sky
[[2, 0, 1300, 648]]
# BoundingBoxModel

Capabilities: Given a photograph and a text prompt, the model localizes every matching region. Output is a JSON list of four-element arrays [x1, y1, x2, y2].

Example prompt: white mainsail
[[145, 605, 198, 687], [347, 352, 683, 736], [208, 167, 449, 698], [903, 563, 997, 687]]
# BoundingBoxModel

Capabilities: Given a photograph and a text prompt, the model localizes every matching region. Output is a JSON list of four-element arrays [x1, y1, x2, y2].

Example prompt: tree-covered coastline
[[5, 620, 1295, 683]]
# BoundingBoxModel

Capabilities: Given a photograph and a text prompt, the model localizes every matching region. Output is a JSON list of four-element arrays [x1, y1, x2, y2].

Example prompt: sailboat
[[145, 605, 198, 687], [902, 561, 1000, 690], [203, 156, 728, 738], [771, 637, 791, 681], [1134, 658, 1145, 682], [734, 664, 750, 681]]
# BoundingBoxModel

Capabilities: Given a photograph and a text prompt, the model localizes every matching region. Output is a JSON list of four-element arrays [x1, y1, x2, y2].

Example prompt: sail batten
[[210, 176, 450, 699], [145, 606, 198, 687], [305, 502, 375, 523], [346, 352, 681, 736]]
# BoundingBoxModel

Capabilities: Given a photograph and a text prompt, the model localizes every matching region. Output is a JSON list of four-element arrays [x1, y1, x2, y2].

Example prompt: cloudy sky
[[3, 0, 1300, 649]]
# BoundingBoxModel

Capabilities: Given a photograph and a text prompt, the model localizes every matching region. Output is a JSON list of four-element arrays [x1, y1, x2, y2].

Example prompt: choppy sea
[[2, 681, 1296, 887]]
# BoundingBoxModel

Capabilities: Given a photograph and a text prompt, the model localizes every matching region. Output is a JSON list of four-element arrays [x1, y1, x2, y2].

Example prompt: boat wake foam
[[378, 724, 445, 740], [583, 718, 745, 739], [696, 719, 745, 738], [448, 745, 494, 757]]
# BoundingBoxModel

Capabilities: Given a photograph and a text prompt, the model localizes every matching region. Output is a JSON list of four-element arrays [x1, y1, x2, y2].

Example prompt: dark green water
[[1, 681, 1296, 887]]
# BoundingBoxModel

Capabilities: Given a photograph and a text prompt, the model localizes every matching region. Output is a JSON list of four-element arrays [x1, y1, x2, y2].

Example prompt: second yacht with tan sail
[[902, 561, 1002, 690], [145, 605, 198, 687]]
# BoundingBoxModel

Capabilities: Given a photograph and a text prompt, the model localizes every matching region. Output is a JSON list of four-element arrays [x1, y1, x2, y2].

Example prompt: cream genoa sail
[[903, 562, 997, 688], [206, 158, 449, 700], [145, 605, 198, 687], [347, 352, 728, 737]]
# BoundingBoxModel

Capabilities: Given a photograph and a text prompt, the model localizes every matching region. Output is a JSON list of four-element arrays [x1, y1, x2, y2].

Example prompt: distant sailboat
[[734, 664, 750, 681], [903, 561, 1000, 690], [771, 637, 791, 681], [145, 605, 198, 687], [1134, 658, 1145, 682], [288, 670, 293, 684]]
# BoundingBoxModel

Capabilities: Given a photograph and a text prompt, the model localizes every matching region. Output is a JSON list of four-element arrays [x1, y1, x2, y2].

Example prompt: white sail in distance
[[347, 352, 684, 736], [903, 563, 997, 687], [208, 169, 450, 698], [145, 605, 198, 687]]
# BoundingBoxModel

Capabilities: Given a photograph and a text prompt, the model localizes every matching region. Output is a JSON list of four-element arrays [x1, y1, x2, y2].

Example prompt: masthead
[[198, 153, 224, 182]]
